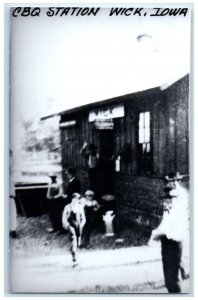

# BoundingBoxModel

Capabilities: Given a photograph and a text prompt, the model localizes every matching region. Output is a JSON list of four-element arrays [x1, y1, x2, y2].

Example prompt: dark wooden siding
[[165, 75, 189, 175], [115, 175, 164, 228]]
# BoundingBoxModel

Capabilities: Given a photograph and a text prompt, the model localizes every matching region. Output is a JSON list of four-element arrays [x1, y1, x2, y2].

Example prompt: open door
[[98, 130, 115, 197]]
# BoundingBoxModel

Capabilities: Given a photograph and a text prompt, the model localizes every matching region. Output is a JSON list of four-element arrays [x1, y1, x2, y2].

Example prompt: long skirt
[[10, 197, 17, 232]]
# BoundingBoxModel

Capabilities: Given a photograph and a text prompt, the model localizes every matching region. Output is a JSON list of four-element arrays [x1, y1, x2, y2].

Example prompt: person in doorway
[[80, 142, 99, 197], [65, 167, 81, 204], [46, 174, 63, 233], [62, 193, 86, 266], [150, 172, 189, 293], [80, 190, 100, 248]]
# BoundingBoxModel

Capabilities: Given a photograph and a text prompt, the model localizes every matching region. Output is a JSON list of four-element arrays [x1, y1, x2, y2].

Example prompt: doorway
[[98, 130, 115, 196]]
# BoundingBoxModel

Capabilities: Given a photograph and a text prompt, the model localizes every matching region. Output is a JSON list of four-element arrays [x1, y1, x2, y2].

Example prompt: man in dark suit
[[65, 167, 81, 203]]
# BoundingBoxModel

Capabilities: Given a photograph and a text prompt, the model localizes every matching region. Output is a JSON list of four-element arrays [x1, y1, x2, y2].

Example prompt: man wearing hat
[[80, 142, 99, 197], [150, 172, 189, 293], [81, 190, 100, 248], [46, 173, 63, 233]]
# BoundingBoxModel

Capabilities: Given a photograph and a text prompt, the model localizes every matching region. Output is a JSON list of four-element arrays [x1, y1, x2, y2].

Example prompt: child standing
[[62, 193, 86, 266], [81, 190, 100, 248]]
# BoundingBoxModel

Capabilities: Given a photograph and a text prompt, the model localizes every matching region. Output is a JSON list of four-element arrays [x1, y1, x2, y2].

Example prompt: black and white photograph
[[8, 4, 191, 294]]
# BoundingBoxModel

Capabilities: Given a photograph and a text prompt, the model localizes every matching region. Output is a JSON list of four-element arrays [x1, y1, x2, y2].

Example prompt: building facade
[[58, 74, 189, 228]]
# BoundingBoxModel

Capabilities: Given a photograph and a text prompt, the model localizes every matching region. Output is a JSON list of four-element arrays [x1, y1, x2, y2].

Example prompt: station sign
[[89, 105, 124, 122]]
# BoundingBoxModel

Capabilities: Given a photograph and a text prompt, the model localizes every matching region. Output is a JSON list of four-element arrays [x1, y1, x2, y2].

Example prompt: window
[[139, 111, 150, 153], [138, 111, 152, 174]]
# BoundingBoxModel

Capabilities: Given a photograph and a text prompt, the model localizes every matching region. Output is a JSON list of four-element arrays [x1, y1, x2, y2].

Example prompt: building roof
[[41, 73, 189, 121]]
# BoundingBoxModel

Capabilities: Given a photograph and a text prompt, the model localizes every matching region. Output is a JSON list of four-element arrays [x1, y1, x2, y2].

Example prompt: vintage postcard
[[8, 3, 192, 294]]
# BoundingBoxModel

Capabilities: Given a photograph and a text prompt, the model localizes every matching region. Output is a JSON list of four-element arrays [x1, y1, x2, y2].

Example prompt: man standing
[[46, 174, 63, 233], [62, 193, 86, 266], [150, 172, 189, 293], [80, 142, 99, 196], [65, 167, 81, 204]]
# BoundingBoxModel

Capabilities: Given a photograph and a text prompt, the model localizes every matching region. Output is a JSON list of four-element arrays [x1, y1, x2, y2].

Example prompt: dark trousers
[[82, 215, 94, 246], [49, 197, 65, 231], [161, 236, 182, 293]]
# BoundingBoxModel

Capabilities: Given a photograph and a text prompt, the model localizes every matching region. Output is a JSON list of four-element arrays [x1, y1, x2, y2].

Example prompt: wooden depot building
[[42, 74, 189, 229]]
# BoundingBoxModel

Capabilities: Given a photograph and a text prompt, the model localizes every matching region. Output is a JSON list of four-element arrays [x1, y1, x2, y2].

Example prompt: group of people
[[47, 167, 100, 266], [62, 191, 100, 266], [9, 141, 189, 292], [46, 167, 81, 234], [47, 167, 190, 290]]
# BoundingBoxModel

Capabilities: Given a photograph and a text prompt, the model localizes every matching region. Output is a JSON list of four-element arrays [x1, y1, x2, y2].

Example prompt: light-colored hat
[[71, 193, 81, 199], [85, 190, 94, 196]]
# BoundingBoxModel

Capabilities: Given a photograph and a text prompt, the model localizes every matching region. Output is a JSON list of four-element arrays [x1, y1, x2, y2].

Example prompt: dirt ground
[[8, 215, 190, 294]]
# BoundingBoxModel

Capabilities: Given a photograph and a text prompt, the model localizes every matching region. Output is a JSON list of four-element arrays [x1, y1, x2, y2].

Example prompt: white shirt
[[151, 183, 189, 242], [62, 201, 85, 230]]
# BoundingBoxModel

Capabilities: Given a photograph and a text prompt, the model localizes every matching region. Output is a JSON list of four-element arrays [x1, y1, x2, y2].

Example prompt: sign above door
[[95, 119, 114, 130]]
